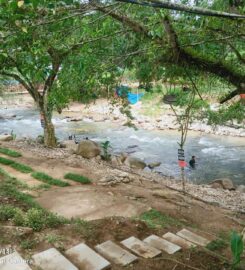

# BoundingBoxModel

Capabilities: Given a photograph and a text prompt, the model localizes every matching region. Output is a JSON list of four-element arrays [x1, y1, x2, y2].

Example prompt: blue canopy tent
[[116, 85, 144, 104]]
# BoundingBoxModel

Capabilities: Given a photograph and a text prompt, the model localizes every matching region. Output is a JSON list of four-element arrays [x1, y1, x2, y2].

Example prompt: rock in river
[[210, 178, 235, 190], [124, 156, 147, 170]]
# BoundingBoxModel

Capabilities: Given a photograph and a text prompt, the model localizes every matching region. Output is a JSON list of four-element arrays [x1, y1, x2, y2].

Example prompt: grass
[[0, 168, 68, 231], [206, 239, 227, 251], [0, 156, 33, 173], [64, 173, 91, 184], [0, 147, 22, 157], [0, 167, 40, 209], [32, 172, 70, 187], [139, 209, 186, 229]]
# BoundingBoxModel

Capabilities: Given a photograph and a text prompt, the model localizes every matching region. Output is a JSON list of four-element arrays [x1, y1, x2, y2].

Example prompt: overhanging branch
[[115, 0, 245, 19]]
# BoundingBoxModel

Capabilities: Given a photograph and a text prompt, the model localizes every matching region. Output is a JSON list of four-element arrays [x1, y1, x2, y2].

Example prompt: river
[[0, 107, 244, 185]]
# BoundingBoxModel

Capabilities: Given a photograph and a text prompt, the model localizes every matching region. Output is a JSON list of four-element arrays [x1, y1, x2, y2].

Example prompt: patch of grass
[[20, 239, 37, 250], [32, 172, 70, 187], [45, 234, 64, 244], [64, 173, 91, 184], [0, 168, 68, 232], [71, 218, 94, 237], [139, 209, 185, 229], [0, 147, 22, 157], [207, 239, 227, 251], [0, 157, 33, 173], [0, 205, 17, 221], [33, 183, 51, 191], [0, 167, 40, 209]]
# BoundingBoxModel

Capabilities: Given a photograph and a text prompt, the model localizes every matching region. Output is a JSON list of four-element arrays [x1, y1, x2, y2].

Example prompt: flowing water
[[1, 107, 244, 185]]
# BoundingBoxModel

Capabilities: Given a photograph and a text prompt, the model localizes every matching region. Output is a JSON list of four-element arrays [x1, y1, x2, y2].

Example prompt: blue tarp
[[116, 85, 144, 104]]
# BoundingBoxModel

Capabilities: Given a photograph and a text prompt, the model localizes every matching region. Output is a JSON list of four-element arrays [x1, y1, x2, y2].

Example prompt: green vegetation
[[33, 183, 51, 191], [231, 231, 244, 269], [0, 205, 17, 221], [45, 234, 64, 244], [206, 239, 227, 251], [0, 205, 67, 231], [0, 168, 68, 231], [0, 147, 22, 157], [101, 140, 112, 161], [0, 157, 33, 173], [32, 172, 69, 187], [139, 209, 185, 229], [20, 239, 37, 250], [10, 130, 17, 141], [64, 173, 91, 184], [0, 167, 40, 208]]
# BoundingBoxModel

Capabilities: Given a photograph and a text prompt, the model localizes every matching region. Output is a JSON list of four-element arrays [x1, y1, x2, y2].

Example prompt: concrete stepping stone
[[0, 251, 32, 270], [65, 243, 110, 270], [32, 248, 78, 270], [176, 229, 210, 247], [95, 240, 138, 266], [162, 232, 196, 249], [121, 236, 161, 258], [143, 235, 181, 254]]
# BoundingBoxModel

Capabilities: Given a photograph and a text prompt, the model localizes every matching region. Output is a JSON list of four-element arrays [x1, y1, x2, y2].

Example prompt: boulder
[[210, 179, 235, 190], [237, 185, 245, 193], [76, 140, 101, 159], [0, 134, 13, 141], [148, 162, 161, 170], [124, 156, 147, 170]]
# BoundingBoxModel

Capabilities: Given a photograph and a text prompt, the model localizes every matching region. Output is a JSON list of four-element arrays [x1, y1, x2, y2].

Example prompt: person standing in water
[[189, 156, 196, 169]]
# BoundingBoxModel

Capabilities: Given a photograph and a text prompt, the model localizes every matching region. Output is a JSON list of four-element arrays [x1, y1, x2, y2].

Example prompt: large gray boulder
[[76, 140, 101, 159], [0, 134, 13, 142], [124, 156, 146, 170], [210, 179, 235, 190]]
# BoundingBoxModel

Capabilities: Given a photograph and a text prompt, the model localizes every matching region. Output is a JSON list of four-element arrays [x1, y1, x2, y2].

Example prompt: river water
[[1, 108, 244, 185]]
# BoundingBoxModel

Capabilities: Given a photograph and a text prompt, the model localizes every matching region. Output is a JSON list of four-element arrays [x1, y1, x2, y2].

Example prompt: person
[[189, 156, 196, 169]]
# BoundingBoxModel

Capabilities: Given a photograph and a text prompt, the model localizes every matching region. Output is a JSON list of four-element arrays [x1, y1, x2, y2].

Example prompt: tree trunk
[[43, 113, 56, 147], [39, 97, 57, 148]]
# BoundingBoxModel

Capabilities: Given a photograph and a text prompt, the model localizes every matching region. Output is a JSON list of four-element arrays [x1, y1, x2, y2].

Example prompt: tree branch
[[228, 42, 245, 64], [115, 0, 245, 19], [220, 89, 238, 103], [0, 71, 37, 101]]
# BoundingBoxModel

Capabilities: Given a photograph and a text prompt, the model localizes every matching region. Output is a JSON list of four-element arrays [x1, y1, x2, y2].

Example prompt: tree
[[0, 0, 125, 146]]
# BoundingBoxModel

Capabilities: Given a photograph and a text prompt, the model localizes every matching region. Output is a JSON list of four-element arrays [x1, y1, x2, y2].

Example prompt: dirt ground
[[0, 142, 244, 233], [0, 142, 245, 270]]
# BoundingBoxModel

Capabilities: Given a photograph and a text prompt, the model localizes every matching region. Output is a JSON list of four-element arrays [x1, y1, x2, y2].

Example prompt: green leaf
[[231, 231, 244, 267]]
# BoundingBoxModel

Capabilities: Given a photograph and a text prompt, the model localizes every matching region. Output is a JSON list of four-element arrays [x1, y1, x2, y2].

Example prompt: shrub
[[45, 212, 67, 228], [0, 205, 17, 221], [25, 209, 46, 231], [13, 209, 26, 226], [64, 173, 91, 184]]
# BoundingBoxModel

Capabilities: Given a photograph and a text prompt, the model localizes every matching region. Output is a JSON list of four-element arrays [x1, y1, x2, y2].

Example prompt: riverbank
[[2, 139, 245, 214], [1, 92, 245, 137]]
